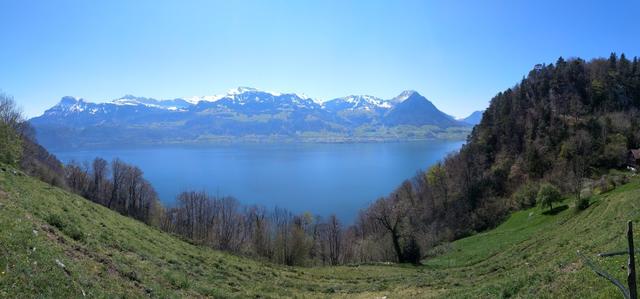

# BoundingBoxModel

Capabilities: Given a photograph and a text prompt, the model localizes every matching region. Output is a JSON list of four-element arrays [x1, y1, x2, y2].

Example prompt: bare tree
[[215, 196, 246, 251], [247, 205, 270, 258], [562, 130, 593, 209], [0, 93, 25, 166], [367, 197, 407, 263], [327, 214, 342, 265], [176, 191, 209, 241], [65, 161, 90, 195], [0, 93, 23, 130], [109, 159, 126, 209], [271, 207, 293, 265], [91, 158, 109, 205]]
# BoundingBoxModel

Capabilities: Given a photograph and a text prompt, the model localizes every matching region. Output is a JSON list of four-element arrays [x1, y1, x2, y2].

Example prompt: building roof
[[631, 149, 640, 160]]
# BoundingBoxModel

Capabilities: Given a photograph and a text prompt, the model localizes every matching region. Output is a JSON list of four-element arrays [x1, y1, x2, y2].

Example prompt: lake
[[53, 141, 464, 223]]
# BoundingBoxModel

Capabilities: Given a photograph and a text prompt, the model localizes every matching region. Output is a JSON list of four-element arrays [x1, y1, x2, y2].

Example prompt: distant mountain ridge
[[459, 110, 485, 125], [30, 88, 472, 149], [384, 91, 461, 127]]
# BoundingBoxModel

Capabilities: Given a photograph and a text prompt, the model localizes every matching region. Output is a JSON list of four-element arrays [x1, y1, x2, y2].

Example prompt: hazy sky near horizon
[[1, 0, 639, 118]]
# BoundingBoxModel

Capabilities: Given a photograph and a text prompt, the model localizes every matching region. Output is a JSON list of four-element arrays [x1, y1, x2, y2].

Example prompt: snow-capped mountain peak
[[292, 93, 311, 100], [110, 95, 192, 111], [347, 95, 390, 108], [120, 87, 314, 108], [57, 96, 81, 106], [392, 90, 419, 103], [112, 95, 150, 106], [183, 95, 225, 104], [227, 86, 261, 95], [323, 95, 392, 111], [48, 96, 90, 115]]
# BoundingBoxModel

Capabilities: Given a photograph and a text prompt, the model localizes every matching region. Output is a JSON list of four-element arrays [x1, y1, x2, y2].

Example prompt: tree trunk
[[390, 229, 404, 263]]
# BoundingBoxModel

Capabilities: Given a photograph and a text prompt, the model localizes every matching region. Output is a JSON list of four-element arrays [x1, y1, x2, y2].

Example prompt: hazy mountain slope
[[383, 91, 461, 127], [322, 95, 390, 125], [459, 110, 484, 125], [0, 163, 636, 298]]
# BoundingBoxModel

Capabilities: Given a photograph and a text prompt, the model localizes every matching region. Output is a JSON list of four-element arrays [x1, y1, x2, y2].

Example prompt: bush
[[594, 173, 630, 194], [512, 182, 539, 209], [575, 197, 590, 211], [46, 213, 65, 229], [537, 183, 562, 211], [594, 176, 615, 194], [166, 272, 191, 289], [46, 213, 85, 242], [66, 226, 86, 242]]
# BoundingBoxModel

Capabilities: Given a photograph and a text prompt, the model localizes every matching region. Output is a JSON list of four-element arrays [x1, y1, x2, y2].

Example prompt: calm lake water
[[53, 141, 464, 223]]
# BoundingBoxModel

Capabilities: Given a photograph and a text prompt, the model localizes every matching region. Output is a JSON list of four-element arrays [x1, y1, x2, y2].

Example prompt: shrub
[[575, 197, 590, 211], [512, 182, 539, 209], [594, 173, 630, 194], [46, 213, 85, 242], [166, 272, 191, 289], [46, 213, 66, 229], [594, 176, 614, 194], [66, 226, 86, 242]]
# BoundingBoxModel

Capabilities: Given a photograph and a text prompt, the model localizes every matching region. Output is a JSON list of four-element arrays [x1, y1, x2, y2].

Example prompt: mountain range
[[30, 87, 473, 149]]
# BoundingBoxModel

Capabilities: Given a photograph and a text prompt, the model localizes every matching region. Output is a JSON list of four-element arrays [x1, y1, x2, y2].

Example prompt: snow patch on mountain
[[183, 95, 225, 104], [323, 95, 392, 111], [55, 97, 88, 112], [391, 90, 418, 103], [112, 99, 142, 106]]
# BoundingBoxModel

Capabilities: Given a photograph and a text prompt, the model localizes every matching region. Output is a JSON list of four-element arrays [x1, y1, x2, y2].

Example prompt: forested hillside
[[0, 94, 66, 187], [351, 53, 640, 263]]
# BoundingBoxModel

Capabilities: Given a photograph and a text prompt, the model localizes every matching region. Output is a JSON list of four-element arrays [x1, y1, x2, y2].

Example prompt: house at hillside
[[628, 149, 640, 168]]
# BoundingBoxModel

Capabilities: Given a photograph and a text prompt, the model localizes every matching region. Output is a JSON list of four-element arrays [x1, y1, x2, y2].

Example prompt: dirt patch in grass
[[560, 261, 581, 273], [41, 223, 67, 245], [65, 242, 148, 292]]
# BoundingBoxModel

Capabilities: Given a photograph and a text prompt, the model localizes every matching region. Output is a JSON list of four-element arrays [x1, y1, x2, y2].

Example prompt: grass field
[[1, 166, 639, 298]]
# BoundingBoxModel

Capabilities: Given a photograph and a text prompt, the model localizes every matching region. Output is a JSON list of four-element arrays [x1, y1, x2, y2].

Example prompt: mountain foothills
[[30, 88, 470, 149], [1, 53, 640, 297], [352, 53, 640, 264]]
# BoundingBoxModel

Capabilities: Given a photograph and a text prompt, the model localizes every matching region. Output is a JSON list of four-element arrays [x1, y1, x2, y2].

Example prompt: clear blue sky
[[1, 0, 639, 118]]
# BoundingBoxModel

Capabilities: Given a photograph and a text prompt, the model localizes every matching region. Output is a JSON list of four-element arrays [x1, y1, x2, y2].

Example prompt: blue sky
[[1, 0, 639, 118]]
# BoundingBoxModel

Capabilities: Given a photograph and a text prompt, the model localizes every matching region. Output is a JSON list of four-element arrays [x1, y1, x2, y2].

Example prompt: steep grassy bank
[[1, 166, 639, 298], [0, 166, 439, 298]]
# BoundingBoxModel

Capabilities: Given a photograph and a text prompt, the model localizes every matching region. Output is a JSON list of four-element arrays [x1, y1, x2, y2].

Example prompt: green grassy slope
[[1, 166, 640, 298], [0, 167, 438, 298], [424, 178, 640, 298]]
